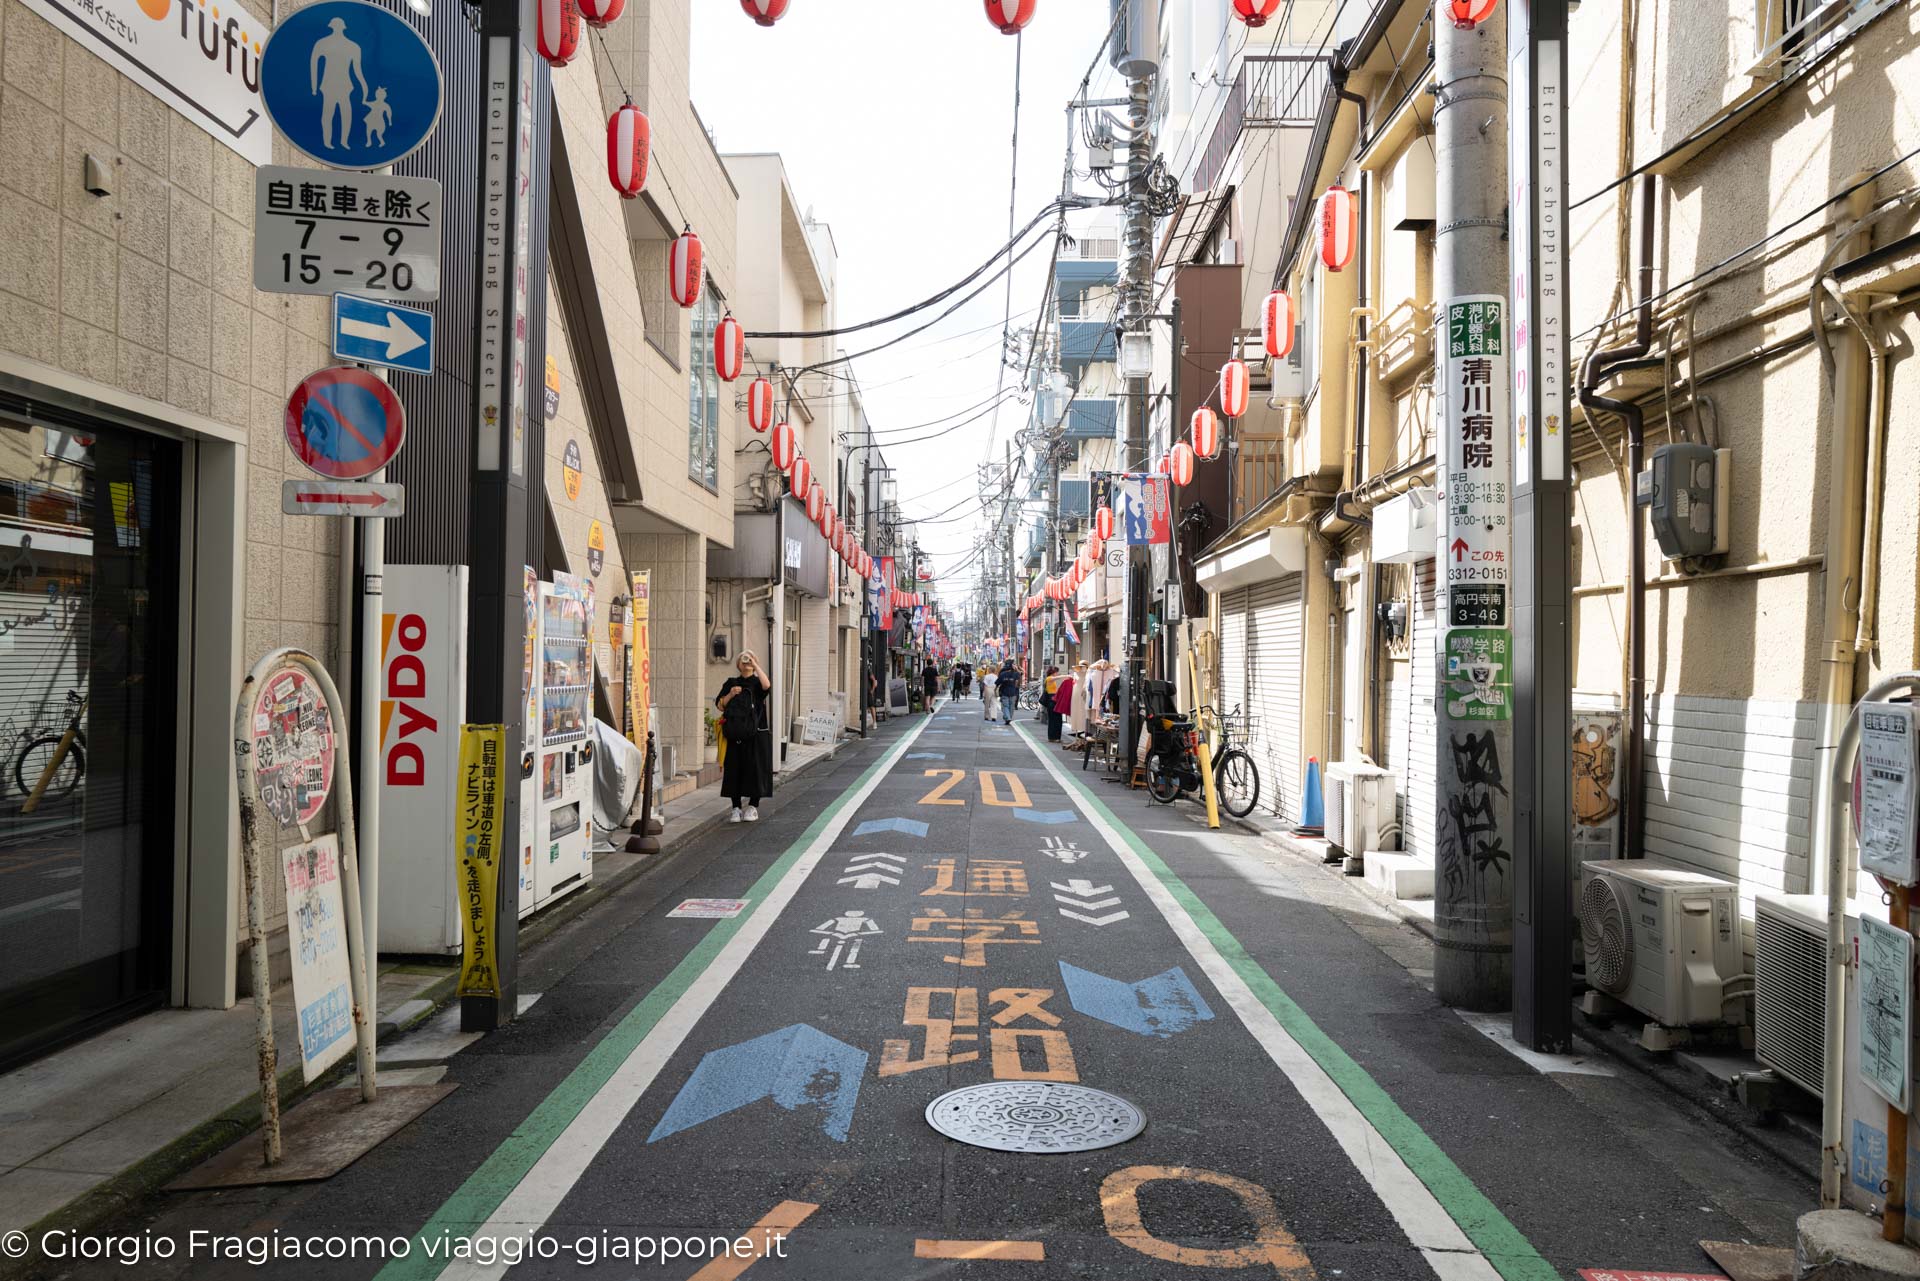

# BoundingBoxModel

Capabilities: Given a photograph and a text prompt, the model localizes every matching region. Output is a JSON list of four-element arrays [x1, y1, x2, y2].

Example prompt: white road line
[[1012, 728, 1504, 1281], [436, 720, 929, 1281]]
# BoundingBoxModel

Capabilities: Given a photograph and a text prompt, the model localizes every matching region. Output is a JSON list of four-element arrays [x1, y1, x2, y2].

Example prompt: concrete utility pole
[[1431, 3, 1512, 1011]]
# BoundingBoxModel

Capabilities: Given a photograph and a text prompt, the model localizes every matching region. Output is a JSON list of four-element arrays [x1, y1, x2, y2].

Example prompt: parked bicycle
[[18, 689, 86, 812], [1144, 702, 1260, 819]]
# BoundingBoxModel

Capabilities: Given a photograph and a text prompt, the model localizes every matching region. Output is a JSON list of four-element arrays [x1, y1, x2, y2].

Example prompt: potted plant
[[703, 708, 721, 764]]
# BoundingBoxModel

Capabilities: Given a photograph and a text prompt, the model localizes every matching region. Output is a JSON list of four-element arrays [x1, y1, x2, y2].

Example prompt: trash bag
[[592, 719, 643, 842]]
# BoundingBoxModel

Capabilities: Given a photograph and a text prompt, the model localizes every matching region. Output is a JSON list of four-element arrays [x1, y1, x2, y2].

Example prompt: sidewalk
[[0, 730, 857, 1255]]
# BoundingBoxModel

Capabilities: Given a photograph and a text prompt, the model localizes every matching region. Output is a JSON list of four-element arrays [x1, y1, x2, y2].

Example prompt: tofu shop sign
[[22, 0, 273, 166]]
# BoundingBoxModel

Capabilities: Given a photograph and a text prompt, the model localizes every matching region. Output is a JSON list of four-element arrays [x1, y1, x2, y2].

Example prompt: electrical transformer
[[1636, 443, 1729, 561]]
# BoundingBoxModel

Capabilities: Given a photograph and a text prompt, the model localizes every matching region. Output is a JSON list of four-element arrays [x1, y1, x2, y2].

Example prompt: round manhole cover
[[925, 1082, 1146, 1153]]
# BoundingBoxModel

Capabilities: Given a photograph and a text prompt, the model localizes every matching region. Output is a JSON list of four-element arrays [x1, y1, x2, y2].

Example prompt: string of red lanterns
[[536, 0, 580, 65], [606, 101, 648, 199], [669, 228, 703, 308], [1262, 289, 1295, 360], [1320, 184, 1357, 272]]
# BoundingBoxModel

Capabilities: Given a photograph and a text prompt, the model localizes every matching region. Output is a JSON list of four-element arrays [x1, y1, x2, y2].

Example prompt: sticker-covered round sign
[[251, 667, 337, 828], [562, 439, 583, 501], [286, 366, 407, 481]]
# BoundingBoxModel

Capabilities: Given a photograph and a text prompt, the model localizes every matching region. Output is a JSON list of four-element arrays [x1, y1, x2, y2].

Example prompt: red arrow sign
[[297, 492, 389, 507], [281, 479, 407, 518], [1451, 536, 1470, 561]]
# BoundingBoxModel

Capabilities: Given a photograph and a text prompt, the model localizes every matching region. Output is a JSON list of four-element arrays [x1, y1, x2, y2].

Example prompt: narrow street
[[42, 704, 1806, 1281]]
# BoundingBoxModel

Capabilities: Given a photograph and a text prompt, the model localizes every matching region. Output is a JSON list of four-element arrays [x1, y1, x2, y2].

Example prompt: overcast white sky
[[690, 2, 1132, 612]]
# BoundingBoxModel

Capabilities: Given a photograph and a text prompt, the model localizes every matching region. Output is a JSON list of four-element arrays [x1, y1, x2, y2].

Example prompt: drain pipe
[[1330, 64, 1372, 532], [1577, 175, 1657, 857]]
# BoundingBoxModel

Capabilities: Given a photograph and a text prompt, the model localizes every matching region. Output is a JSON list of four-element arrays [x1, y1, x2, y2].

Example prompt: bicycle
[[18, 688, 87, 812], [1145, 703, 1261, 819]]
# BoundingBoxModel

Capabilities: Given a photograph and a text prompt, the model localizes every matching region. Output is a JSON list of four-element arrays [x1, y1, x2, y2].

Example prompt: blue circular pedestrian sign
[[285, 366, 407, 481], [259, 0, 442, 170]]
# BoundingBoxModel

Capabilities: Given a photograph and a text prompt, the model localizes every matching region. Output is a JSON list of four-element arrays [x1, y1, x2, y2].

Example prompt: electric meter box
[[1636, 443, 1729, 560]]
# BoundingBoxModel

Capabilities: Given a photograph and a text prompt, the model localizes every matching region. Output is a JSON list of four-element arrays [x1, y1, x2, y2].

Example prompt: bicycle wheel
[[1145, 752, 1182, 804], [1214, 748, 1260, 818], [17, 735, 84, 800]]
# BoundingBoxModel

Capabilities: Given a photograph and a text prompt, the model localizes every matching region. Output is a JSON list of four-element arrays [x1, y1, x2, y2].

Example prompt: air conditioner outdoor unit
[[1578, 860, 1744, 1028], [1754, 892, 1832, 1097], [1324, 761, 1397, 856]]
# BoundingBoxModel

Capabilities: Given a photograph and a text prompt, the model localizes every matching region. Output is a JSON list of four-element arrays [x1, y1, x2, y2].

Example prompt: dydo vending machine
[[533, 570, 594, 901]]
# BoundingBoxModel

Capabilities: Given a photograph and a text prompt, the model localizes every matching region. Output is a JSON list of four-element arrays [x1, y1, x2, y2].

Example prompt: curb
[[3, 737, 863, 1279]]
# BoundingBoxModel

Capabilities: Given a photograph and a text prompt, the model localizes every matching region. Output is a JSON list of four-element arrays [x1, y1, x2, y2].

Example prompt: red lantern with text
[[806, 482, 825, 526], [714, 315, 743, 382], [1191, 406, 1221, 460], [790, 454, 812, 497], [1169, 441, 1196, 487], [537, 0, 580, 65], [816, 498, 832, 538], [1155, 454, 1170, 475], [1262, 289, 1295, 360], [771, 421, 796, 470], [578, 0, 621, 27], [983, 0, 1034, 34], [1088, 532, 1105, 562], [669, 228, 703, 308], [1095, 505, 1115, 541], [606, 101, 649, 198], [1449, 0, 1497, 28], [1219, 360, 1250, 418], [1320, 185, 1357, 272], [747, 378, 775, 433], [1231, 0, 1281, 26], [740, 0, 788, 25]]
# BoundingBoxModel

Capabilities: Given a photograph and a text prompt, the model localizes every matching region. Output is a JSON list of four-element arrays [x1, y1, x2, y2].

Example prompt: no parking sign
[[285, 366, 407, 481]]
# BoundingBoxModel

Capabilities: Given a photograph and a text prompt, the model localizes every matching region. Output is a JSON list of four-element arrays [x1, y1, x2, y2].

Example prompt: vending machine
[[534, 571, 594, 903]]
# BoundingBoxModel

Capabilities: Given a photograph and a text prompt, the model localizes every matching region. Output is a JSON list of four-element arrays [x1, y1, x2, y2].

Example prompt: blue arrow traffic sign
[[260, 0, 442, 170], [851, 818, 928, 839], [1011, 808, 1078, 825], [1059, 962, 1216, 1039], [285, 366, 406, 481], [648, 1024, 867, 1144], [331, 294, 433, 374]]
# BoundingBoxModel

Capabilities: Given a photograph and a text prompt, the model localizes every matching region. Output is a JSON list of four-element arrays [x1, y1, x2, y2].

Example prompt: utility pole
[[1114, 0, 1159, 770], [1432, 2, 1512, 1011], [461, 0, 539, 1032], [1428, 5, 1512, 1014]]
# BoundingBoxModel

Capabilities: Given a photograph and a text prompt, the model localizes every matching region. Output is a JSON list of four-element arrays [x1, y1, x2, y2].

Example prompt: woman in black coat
[[716, 651, 773, 823]]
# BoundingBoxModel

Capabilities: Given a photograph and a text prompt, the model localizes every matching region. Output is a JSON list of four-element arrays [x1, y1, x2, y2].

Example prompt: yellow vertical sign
[[628, 570, 651, 749], [456, 723, 506, 998]]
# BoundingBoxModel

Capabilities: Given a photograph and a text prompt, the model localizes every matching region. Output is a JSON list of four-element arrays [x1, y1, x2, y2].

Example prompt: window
[[687, 281, 721, 492], [1753, 0, 1894, 79], [630, 197, 680, 370], [1058, 288, 1082, 318]]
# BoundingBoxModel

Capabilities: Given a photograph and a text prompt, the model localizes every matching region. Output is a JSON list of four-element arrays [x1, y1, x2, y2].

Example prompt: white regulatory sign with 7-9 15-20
[[253, 166, 442, 302]]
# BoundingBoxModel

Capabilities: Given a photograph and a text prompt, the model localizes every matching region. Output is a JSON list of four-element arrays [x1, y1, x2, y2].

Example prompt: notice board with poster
[[627, 570, 651, 749]]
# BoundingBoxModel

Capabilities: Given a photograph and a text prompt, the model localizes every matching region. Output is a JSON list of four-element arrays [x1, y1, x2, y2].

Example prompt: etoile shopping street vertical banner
[[1442, 296, 1512, 721]]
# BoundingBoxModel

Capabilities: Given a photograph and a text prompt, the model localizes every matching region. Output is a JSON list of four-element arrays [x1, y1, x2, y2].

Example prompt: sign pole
[[460, 0, 538, 1033], [1509, 0, 1574, 1052]]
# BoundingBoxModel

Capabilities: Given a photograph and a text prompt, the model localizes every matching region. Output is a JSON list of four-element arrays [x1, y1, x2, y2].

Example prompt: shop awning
[[1194, 526, 1307, 594]]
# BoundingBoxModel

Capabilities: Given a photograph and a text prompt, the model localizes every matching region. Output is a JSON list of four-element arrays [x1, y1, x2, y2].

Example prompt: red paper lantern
[[578, 0, 621, 27], [1231, 0, 1281, 26], [1449, 0, 1497, 28], [714, 315, 743, 382], [740, 0, 788, 24], [806, 482, 825, 525], [790, 454, 812, 497], [747, 378, 775, 433], [606, 101, 649, 199], [816, 497, 832, 537], [1155, 454, 1170, 475], [537, 0, 580, 64], [1191, 406, 1222, 460], [1320, 185, 1357, 272], [771, 421, 797, 471], [1095, 505, 1115, 541], [1219, 359, 1250, 418], [1169, 441, 1196, 487], [1088, 533, 1105, 562], [983, 0, 1034, 34], [1262, 289, 1295, 361], [669, 228, 703, 308]]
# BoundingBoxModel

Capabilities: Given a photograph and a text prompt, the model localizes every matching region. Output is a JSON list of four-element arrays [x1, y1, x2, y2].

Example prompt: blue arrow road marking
[[904, 752, 945, 760], [1011, 809, 1077, 825], [648, 1024, 868, 1144], [852, 818, 928, 838], [1058, 962, 1215, 1039]]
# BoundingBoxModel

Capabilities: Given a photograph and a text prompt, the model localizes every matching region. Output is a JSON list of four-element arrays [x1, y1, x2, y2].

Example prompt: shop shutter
[[1404, 561, 1438, 860], [1218, 586, 1250, 729], [1246, 573, 1303, 820]]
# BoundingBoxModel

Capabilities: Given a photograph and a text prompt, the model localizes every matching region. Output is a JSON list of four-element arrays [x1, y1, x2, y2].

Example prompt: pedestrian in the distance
[[950, 662, 967, 705], [922, 658, 940, 714], [1043, 666, 1063, 741], [716, 651, 772, 824], [1053, 665, 1078, 745], [995, 660, 1020, 725]]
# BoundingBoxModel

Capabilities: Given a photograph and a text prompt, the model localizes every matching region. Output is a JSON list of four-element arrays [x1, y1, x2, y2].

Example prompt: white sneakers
[[745, 805, 760, 822], [729, 807, 743, 823]]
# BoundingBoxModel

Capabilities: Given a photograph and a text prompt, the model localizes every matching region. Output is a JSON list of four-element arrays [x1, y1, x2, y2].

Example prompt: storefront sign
[[628, 570, 651, 749], [545, 355, 562, 420], [281, 833, 355, 1082], [456, 723, 505, 998], [1510, 1, 1568, 483], [1441, 295, 1512, 723], [19, 0, 271, 165], [562, 439, 583, 501], [251, 666, 336, 827]]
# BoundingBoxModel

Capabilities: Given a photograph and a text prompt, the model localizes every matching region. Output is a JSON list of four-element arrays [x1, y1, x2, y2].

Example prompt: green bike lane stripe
[[1013, 722, 1558, 1281], [375, 718, 930, 1281]]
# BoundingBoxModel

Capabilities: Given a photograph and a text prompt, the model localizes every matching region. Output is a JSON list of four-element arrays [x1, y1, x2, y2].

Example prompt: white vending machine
[[534, 571, 594, 903], [377, 564, 577, 955]]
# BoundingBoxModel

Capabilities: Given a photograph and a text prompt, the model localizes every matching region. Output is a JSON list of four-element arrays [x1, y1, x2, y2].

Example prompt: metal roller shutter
[[1405, 560, 1438, 860], [1219, 586, 1249, 729], [1247, 574, 1303, 821]]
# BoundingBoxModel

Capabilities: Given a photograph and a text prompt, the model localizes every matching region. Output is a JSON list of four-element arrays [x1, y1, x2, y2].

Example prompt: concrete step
[[1362, 850, 1434, 900]]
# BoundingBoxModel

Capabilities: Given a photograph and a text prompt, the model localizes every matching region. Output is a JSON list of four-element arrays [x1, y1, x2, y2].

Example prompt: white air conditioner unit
[[1754, 892, 1833, 1097], [1268, 336, 1306, 401], [1578, 860, 1744, 1028], [1324, 761, 1397, 856], [1373, 488, 1438, 564]]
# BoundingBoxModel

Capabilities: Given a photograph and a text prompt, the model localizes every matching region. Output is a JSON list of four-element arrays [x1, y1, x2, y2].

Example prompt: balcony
[[1065, 398, 1118, 441], [1061, 317, 1116, 367], [1193, 54, 1329, 194], [1231, 432, 1288, 527]]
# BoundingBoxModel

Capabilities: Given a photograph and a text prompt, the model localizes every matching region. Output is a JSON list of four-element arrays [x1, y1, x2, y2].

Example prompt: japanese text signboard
[[1859, 703, 1919, 885], [456, 723, 506, 999], [254, 166, 442, 301], [1443, 296, 1511, 626], [281, 833, 354, 1083], [1112, 474, 1172, 546], [1859, 914, 1912, 1112]]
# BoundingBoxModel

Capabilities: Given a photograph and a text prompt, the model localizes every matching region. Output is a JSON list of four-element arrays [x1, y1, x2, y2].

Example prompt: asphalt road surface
[[33, 701, 1810, 1280]]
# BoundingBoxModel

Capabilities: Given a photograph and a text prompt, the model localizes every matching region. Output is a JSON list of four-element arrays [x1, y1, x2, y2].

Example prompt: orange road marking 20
[[1101, 1167, 1314, 1277], [914, 1240, 1046, 1261], [979, 769, 1031, 807], [918, 768, 968, 805], [686, 1200, 818, 1280]]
